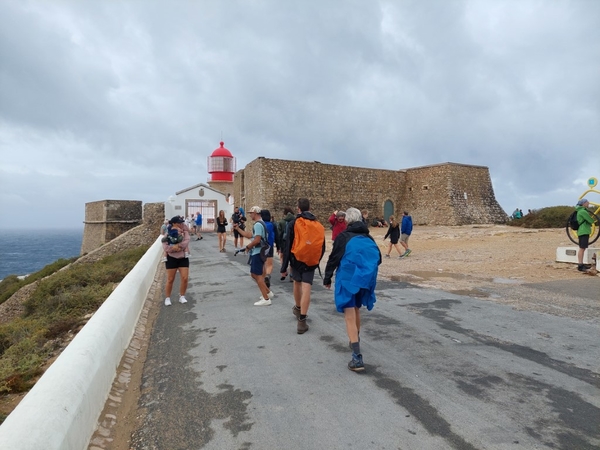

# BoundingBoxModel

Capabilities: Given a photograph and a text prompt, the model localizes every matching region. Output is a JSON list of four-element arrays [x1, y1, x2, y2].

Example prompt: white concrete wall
[[556, 247, 599, 265], [0, 237, 163, 450]]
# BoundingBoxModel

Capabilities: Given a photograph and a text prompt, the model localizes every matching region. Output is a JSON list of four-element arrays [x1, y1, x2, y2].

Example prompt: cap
[[249, 206, 262, 213], [577, 198, 589, 206], [170, 216, 185, 224]]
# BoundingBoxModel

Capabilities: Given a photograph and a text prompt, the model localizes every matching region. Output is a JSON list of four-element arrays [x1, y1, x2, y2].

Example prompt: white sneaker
[[267, 291, 274, 300], [164, 297, 172, 306], [161, 257, 167, 262], [184, 252, 190, 258], [179, 295, 188, 304], [254, 298, 272, 306]]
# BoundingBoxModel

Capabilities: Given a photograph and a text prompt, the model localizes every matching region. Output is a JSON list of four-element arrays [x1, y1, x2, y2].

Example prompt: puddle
[[408, 271, 471, 280]]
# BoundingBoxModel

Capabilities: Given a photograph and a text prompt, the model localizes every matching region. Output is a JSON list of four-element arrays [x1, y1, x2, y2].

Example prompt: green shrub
[[0, 258, 76, 306], [0, 245, 148, 396], [507, 206, 577, 229]]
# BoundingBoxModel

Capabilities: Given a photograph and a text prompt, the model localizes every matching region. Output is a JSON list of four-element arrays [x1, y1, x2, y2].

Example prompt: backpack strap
[[257, 220, 268, 240]]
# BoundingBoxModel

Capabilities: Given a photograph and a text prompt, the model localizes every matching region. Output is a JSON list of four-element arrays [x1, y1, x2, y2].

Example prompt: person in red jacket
[[328, 210, 347, 240]]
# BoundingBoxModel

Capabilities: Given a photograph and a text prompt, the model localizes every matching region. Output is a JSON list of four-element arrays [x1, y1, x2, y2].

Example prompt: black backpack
[[568, 211, 580, 230]]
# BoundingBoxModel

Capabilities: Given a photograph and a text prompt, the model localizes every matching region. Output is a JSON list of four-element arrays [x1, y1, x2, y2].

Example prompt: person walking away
[[328, 210, 347, 241], [383, 215, 403, 258], [234, 206, 274, 306], [163, 216, 191, 306], [276, 207, 295, 280], [400, 211, 413, 257], [195, 212, 203, 240], [280, 198, 325, 334], [575, 198, 594, 272], [231, 206, 247, 250], [323, 207, 382, 372], [260, 209, 278, 288], [361, 209, 369, 225], [216, 210, 228, 252]]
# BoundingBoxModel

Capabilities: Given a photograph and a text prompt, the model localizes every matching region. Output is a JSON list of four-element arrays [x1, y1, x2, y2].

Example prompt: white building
[[164, 183, 234, 232]]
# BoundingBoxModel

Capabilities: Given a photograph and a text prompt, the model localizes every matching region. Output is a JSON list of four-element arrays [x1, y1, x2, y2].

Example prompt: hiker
[[234, 206, 274, 306], [400, 211, 413, 257], [162, 216, 191, 306], [328, 210, 347, 240], [280, 198, 325, 334], [195, 212, 203, 240], [324, 207, 382, 372], [231, 206, 247, 250], [216, 210, 228, 252], [575, 198, 595, 272], [260, 209, 278, 288], [383, 215, 403, 258], [276, 207, 295, 280]]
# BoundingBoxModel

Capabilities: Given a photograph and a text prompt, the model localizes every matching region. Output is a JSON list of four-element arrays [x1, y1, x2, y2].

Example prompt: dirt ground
[[360, 224, 599, 320], [367, 224, 590, 286]]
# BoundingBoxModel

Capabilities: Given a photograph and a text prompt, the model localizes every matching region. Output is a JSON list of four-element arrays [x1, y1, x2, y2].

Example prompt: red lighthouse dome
[[207, 141, 236, 182]]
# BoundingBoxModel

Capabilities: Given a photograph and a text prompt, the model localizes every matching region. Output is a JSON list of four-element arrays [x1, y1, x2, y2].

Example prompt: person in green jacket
[[576, 198, 595, 272]]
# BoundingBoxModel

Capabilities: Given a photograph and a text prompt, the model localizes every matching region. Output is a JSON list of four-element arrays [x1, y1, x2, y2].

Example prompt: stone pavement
[[114, 233, 599, 450]]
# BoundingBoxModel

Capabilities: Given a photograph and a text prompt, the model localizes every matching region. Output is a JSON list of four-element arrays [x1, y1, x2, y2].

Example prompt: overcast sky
[[1, 0, 598, 229]]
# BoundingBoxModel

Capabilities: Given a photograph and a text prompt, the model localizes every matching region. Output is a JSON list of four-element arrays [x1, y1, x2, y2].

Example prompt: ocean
[[0, 229, 83, 280]]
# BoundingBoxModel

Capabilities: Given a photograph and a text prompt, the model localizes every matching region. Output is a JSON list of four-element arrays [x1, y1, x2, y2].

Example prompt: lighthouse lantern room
[[207, 141, 236, 182]]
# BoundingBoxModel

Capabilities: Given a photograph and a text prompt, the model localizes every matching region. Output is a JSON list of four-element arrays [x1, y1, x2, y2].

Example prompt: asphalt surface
[[129, 233, 599, 450]]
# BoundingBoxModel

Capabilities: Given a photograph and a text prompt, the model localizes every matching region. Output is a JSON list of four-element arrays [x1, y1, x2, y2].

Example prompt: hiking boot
[[164, 297, 172, 306], [297, 318, 309, 334], [404, 249, 412, 257], [265, 275, 271, 288], [179, 295, 188, 304], [254, 298, 272, 306], [385, 254, 390, 258], [577, 264, 590, 272], [348, 353, 365, 372], [267, 290, 274, 300], [292, 305, 301, 318]]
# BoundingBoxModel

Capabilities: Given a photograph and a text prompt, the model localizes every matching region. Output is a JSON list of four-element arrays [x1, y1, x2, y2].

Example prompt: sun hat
[[249, 206, 262, 213], [577, 198, 589, 206]]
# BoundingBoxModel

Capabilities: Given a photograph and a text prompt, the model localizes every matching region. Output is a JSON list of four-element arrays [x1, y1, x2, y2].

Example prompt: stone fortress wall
[[81, 200, 145, 254], [80, 158, 507, 254], [233, 158, 507, 226]]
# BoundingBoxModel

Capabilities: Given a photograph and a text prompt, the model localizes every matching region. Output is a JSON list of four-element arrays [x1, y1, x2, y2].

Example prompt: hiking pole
[[234, 248, 246, 256]]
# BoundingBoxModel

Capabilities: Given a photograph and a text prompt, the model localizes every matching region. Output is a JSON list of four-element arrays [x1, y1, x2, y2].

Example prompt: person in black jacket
[[280, 198, 326, 334], [383, 215, 403, 258], [324, 207, 382, 372]]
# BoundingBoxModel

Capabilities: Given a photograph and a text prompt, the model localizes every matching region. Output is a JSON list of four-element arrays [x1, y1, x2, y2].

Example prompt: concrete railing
[[0, 236, 163, 450]]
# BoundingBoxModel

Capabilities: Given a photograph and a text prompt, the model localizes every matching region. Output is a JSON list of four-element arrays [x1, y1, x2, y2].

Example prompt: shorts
[[400, 233, 410, 244], [335, 287, 374, 313], [267, 246, 274, 258], [578, 234, 590, 249], [249, 254, 265, 275], [234, 229, 243, 238], [390, 237, 399, 245], [290, 267, 316, 285], [165, 255, 190, 270]]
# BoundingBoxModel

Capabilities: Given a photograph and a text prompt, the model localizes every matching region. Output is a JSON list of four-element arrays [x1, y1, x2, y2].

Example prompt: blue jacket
[[401, 215, 413, 235], [324, 221, 382, 312]]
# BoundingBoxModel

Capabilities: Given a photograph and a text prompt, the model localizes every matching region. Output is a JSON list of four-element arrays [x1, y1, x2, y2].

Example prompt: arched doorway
[[383, 200, 394, 222]]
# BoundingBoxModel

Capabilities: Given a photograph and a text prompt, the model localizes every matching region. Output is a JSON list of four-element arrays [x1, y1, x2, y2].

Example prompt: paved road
[[129, 233, 599, 450]]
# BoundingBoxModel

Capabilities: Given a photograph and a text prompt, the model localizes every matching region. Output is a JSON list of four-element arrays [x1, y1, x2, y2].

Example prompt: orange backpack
[[291, 217, 325, 269]]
